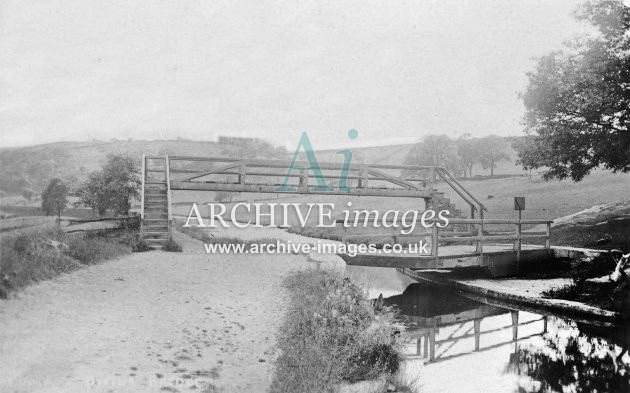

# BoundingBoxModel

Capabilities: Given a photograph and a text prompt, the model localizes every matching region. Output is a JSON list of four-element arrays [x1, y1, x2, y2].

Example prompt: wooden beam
[[182, 162, 243, 181], [170, 181, 438, 198]]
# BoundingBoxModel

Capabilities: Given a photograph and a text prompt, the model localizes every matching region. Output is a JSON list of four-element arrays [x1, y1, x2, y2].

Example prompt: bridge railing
[[338, 217, 553, 256]]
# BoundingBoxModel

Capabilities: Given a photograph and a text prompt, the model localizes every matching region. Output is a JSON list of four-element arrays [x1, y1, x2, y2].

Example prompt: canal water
[[345, 266, 630, 393]]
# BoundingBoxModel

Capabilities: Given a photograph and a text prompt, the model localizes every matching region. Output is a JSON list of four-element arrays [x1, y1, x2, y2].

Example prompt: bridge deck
[[338, 244, 553, 271]]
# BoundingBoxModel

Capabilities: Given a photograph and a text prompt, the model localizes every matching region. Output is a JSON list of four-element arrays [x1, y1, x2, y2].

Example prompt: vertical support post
[[474, 319, 481, 351], [361, 165, 368, 189], [238, 163, 246, 185], [543, 316, 548, 333], [431, 224, 439, 257], [511, 311, 519, 341], [140, 153, 146, 239], [429, 326, 436, 361], [545, 222, 551, 249], [476, 219, 484, 254], [423, 334, 429, 358], [416, 337, 422, 356], [298, 169, 308, 188], [515, 210, 522, 267], [165, 155, 172, 238]]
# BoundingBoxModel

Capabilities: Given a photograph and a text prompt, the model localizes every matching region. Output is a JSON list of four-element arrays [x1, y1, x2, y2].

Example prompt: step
[[144, 197, 168, 206], [145, 190, 167, 195], [144, 232, 169, 237], [145, 196, 167, 201], [144, 222, 168, 228], [145, 213, 168, 219]]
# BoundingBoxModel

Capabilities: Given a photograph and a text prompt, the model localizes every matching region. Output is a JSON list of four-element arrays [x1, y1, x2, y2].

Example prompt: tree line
[[41, 154, 140, 217], [403, 134, 511, 178]]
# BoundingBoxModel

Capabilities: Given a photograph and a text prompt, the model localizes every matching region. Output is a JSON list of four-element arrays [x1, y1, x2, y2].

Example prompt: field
[[170, 169, 630, 230]]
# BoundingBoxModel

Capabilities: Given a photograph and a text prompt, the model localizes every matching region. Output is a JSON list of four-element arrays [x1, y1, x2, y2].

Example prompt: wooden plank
[[182, 162, 243, 181], [169, 155, 440, 172], [170, 181, 438, 198]]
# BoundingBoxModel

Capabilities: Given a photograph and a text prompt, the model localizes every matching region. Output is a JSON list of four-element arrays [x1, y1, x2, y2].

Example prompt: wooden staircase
[[141, 155, 172, 249]]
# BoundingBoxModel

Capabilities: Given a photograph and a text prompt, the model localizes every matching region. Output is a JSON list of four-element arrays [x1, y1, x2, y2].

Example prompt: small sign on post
[[514, 197, 525, 211]]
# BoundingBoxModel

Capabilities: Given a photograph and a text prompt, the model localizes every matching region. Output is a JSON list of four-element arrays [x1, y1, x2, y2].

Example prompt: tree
[[404, 135, 460, 177], [41, 178, 68, 216], [511, 136, 552, 178], [75, 171, 109, 216], [478, 136, 510, 176], [73, 154, 140, 216], [101, 154, 141, 216], [21, 188, 34, 201], [456, 134, 482, 178], [520, 0, 630, 181]]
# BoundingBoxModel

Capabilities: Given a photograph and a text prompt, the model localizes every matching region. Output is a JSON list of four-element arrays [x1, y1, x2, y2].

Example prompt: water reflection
[[382, 282, 630, 393]]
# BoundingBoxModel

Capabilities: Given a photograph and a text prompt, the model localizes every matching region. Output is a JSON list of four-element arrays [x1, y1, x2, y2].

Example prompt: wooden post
[[511, 311, 519, 341], [423, 334, 429, 358], [362, 166, 368, 188], [140, 153, 146, 239], [515, 211, 522, 267], [238, 163, 246, 184], [545, 222, 551, 249], [476, 219, 484, 254], [431, 225, 439, 257], [474, 319, 481, 351], [429, 326, 436, 361], [165, 155, 172, 238]]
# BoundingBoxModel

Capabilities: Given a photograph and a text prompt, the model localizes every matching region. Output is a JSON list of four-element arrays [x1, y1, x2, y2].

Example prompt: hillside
[[0, 138, 284, 196]]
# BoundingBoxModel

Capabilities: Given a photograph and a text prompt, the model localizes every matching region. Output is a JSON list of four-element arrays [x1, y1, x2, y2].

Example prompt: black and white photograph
[[1, 1, 629, 392]]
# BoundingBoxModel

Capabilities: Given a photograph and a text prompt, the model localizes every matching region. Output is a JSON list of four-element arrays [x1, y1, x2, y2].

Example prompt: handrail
[[435, 168, 487, 212], [168, 155, 443, 172], [140, 153, 146, 239], [165, 155, 172, 235], [140, 153, 146, 219], [337, 216, 553, 252]]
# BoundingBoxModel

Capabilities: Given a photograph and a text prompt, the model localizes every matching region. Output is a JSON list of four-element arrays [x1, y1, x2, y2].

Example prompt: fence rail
[[338, 216, 553, 256]]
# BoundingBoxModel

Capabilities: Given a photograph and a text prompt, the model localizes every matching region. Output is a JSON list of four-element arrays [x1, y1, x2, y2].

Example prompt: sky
[[0, 0, 590, 150]]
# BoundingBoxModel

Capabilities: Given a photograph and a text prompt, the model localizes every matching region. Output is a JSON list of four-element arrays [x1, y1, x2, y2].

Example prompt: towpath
[[0, 231, 309, 393]]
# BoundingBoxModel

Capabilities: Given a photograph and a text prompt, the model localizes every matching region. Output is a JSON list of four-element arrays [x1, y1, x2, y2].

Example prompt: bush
[[163, 237, 183, 252], [270, 269, 404, 393], [132, 239, 152, 252], [0, 225, 136, 297]]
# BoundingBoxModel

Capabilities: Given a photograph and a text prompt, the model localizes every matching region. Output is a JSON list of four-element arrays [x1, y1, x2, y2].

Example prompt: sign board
[[514, 197, 525, 210]]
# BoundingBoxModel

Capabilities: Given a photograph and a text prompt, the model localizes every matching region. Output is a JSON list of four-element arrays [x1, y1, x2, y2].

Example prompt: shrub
[[0, 225, 136, 297], [270, 269, 404, 393], [132, 239, 152, 252], [163, 237, 183, 252]]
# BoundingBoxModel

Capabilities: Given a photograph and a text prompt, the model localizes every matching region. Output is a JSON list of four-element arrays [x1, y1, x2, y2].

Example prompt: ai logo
[[275, 129, 358, 193]]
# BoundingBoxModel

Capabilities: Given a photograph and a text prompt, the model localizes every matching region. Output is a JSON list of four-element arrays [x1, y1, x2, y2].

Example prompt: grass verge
[[270, 269, 406, 393], [0, 224, 142, 298]]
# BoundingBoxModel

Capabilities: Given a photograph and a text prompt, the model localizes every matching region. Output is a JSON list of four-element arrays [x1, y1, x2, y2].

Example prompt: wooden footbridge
[[139, 154, 553, 275]]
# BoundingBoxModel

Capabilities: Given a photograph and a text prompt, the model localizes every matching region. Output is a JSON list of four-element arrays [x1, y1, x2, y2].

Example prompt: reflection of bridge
[[407, 309, 547, 363], [139, 155, 554, 276], [385, 286, 548, 363]]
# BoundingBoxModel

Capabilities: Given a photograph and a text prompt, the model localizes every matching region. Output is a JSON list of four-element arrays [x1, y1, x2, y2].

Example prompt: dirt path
[[0, 232, 309, 393]]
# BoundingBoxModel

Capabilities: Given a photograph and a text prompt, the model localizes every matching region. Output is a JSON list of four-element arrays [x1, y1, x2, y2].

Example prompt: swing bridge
[[139, 154, 555, 276]]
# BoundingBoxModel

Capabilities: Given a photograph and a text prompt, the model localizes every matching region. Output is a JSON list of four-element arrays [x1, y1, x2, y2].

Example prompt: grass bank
[[270, 269, 407, 393], [0, 224, 143, 298]]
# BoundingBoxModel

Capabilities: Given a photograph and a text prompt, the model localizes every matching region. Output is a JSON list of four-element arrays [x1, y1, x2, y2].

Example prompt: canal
[[345, 266, 630, 393]]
